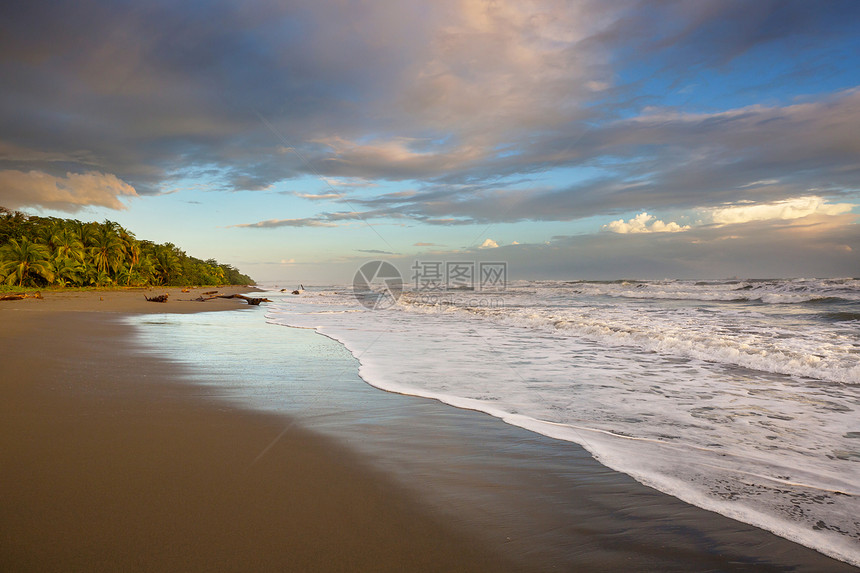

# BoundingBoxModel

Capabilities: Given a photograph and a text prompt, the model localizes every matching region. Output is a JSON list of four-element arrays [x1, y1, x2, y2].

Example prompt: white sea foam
[[265, 278, 860, 566], [408, 302, 860, 385], [558, 277, 860, 304]]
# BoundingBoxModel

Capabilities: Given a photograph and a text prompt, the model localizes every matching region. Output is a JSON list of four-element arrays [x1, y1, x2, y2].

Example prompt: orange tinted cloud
[[0, 169, 137, 212]]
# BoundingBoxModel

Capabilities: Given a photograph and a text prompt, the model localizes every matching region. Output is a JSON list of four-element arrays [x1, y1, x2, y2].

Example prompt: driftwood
[[203, 290, 218, 295], [193, 293, 271, 305], [144, 293, 169, 303], [0, 292, 43, 301], [219, 293, 271, 305], [194, 295, 220, 302]]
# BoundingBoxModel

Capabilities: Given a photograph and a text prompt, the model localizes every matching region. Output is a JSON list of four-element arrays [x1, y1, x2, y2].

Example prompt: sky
[[1, 0, 859, 284]]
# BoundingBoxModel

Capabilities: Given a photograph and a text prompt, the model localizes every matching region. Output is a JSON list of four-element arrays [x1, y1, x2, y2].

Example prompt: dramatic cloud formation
[[241, 88, 860, 229], [1, 0, 858, 278]]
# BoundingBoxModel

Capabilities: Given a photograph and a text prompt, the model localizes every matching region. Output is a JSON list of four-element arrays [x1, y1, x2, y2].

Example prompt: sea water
[[265, 278, 860, 566]]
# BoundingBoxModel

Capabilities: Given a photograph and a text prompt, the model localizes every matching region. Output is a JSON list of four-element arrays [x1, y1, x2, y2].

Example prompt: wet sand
[[0, 289, 523, 571]]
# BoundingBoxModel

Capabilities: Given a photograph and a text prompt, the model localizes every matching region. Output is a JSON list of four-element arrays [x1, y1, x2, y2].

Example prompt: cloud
[[708, 196, 855, 225], [479, 238, 499, 248], [294, 193, 343, 200], [321, 177, 377, 188], [598, 0, 860, 70], [232, 218, 338, 229], [369, 212, 858, 281], [0, 169, 137, 212], [506, 216, 859, 279], [604, 212, 690, 234], [2, 0, 860, 257], [356, 249, 397, 255], [414, 242, 445, 247], [328, 87, 860, 225], [601, 197, 857, 236], [0, 0, 619, 193]]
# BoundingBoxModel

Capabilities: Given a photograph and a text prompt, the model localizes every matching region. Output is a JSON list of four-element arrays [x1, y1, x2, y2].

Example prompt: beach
[[1, 287, 857, 572], [0, 288, 522, 572]]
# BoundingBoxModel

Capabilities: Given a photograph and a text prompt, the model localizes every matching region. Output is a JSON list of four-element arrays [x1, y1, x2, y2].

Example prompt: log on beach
[[194, 293, 271, 305], [218, 293, 271, 305], [0, 292, 43, 301], [144, 294, 169, 303]]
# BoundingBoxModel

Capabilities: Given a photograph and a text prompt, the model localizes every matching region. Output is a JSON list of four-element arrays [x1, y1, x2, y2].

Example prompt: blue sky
[[1, 0, 858, 283]]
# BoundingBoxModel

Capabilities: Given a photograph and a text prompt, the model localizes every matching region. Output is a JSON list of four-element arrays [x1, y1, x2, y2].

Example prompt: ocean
[[268, 277, 859, 566], [128, 277, 859, 569]]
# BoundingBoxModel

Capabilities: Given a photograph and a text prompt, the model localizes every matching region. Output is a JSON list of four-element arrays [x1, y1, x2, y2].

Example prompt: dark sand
[[0, 289, 523, 572]]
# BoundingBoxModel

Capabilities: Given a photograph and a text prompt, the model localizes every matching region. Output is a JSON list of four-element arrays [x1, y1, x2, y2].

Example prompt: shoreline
[[0, 291, 523, 571], [0, 285, 263, 313], [3, 289, 858, 571]]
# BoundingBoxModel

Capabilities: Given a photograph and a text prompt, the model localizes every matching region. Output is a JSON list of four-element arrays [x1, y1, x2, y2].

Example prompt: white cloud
[[709, 196, 855, 225], [480, 238, 499, 248], [601, 197, 856, 237], [294, 192, 342, 200], [603, 212, 690, 234], [0, 169, 137, 212]]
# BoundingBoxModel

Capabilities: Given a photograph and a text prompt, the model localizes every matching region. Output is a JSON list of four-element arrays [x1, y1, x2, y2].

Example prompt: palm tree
[[0, 237, 55, 287], [41, 222, 87, 286], [52, 226, 86, 263], [0, 209, 251, 288], [88, 223, 125, 279], [117, 227, 140, 285], [53, 256, 86, 287], [71, 219, 95, 247], [152, 243, 182, 285], [135, 253, 156, 285]]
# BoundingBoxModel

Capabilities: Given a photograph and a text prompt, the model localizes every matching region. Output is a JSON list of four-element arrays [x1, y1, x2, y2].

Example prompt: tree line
[[0, 207, 253, 288]]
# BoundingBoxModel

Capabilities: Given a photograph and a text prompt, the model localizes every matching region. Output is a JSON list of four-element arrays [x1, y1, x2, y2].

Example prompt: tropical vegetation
[[0, 207, 253, 288]]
